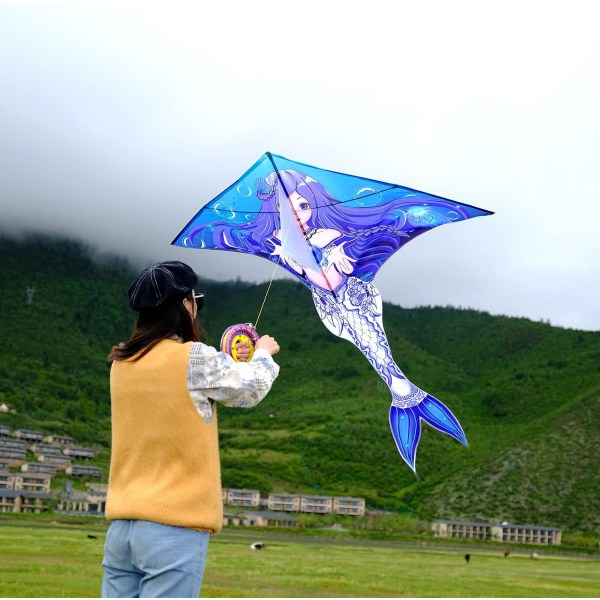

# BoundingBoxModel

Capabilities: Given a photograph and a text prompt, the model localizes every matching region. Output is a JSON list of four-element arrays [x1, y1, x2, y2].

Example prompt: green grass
[[0, 523, 106, 597], [0, 522, 598, 597], [2, 233, 600, 533]]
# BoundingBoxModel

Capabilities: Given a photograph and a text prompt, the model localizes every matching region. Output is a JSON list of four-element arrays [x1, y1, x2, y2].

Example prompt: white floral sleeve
[[187, 343, 280, 424]]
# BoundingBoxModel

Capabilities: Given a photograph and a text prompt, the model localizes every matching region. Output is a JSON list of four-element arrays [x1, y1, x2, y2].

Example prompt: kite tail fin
[[389, 393, 468, 474], [389, 404, 421, 473]]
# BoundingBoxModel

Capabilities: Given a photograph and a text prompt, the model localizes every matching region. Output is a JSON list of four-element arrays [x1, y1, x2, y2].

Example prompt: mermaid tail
[[389, 395, 468, 472], [312, 277, 468, 472]]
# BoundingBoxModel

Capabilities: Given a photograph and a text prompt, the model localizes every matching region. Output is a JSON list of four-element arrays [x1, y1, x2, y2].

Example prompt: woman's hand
[[234, 341, 251, 362], [255, 335, 280, 356]]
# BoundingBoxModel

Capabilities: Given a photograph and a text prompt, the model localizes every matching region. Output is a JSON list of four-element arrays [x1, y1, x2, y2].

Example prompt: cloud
[[1, 1, 598, 330]]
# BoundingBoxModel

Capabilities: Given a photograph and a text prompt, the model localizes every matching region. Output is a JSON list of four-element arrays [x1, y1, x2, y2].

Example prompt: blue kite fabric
[[173, 152, 493, 472]]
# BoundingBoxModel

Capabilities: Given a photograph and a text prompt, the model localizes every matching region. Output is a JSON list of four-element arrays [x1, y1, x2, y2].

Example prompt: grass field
[[0, 522, 598, 597]]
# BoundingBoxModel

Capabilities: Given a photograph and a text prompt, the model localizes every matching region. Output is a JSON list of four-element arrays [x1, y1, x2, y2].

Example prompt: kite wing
[[171, 152, 493, 289]]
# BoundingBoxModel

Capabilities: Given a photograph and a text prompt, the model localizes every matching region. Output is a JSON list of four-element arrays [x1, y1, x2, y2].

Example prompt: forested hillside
[[1, 233, 598, 534]]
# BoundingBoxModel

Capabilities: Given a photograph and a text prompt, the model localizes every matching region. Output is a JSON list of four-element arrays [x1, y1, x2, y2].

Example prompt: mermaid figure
[[177, 158, 490, 472]]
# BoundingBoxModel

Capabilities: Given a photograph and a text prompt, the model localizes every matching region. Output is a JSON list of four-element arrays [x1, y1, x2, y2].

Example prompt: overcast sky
[[1, 1, 598, 331]]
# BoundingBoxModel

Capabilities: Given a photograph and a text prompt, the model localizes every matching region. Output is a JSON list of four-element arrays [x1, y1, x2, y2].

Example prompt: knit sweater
[[105, 339, 223, 532]]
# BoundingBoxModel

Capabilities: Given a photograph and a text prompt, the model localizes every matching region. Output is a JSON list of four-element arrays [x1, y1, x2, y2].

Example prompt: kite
[[172, 152, 493, 472]]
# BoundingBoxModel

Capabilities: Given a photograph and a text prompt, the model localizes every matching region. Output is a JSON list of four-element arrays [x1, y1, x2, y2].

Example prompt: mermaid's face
[[289, 191, 312, 226]]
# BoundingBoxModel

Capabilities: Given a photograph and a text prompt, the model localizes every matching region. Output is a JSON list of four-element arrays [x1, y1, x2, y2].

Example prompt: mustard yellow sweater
[[105, 339, 222, 532]]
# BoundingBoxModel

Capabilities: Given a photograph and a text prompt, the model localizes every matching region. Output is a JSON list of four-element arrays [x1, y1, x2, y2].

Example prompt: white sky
[[1, 0, 599, 330]]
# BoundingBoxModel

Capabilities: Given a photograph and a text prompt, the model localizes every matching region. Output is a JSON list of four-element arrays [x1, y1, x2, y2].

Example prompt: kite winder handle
[[220, 323, 260, 362]]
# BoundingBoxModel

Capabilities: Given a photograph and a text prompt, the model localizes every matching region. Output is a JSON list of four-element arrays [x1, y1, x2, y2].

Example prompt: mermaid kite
[[173, 152, 493, 472]]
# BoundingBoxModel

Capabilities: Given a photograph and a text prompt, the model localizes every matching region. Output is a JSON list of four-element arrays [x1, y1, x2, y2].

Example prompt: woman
[[102, 260, 280, 598]]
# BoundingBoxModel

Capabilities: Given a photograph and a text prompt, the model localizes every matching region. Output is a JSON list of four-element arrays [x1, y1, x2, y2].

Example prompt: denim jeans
[[102, 519, 210, 598]]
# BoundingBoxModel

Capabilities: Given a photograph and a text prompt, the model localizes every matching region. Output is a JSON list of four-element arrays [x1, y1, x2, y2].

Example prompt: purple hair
[[270, 170, 417, 281]]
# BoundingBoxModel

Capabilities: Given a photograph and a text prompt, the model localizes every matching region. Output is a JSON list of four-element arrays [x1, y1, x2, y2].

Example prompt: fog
[[1, 1, 598, 330]]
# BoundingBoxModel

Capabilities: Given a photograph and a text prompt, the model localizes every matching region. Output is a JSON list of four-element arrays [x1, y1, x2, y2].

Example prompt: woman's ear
[[182, 296, 195, 318]]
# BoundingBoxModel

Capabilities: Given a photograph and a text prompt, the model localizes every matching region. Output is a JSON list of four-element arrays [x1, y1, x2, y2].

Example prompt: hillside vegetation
[[1, 233, 598, 534]]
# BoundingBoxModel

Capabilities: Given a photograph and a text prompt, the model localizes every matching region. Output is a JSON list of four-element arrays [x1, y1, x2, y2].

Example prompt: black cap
[[128, 261, 198, 312]]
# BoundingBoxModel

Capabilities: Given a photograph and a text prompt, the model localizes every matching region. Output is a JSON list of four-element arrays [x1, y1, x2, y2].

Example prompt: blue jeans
[[102, 520, 210, 598]]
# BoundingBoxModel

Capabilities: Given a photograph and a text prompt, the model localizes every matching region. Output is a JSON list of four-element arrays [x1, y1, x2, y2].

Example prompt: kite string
[[254, 260, 280, 331]]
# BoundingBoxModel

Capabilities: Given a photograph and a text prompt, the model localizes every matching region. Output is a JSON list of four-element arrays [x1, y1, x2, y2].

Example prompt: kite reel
[[220, 323, 260, 362]]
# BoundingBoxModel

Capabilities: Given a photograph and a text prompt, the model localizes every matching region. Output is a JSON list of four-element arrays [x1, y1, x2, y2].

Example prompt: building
[[432, 520, 493, 541], [65, 465, 101, 477], [0, 438, 27, 450], [0, 489, 20, 512], [432, 519, 562, 545], [223, 512, 243, 527], [222, 488, 261, 507], [43, 434, 74, 446], [239, 511, 299, 528], [266, 492, 367, 515], [56, 485, 106, 515], [12, 473, 52, 493], [57, 490, 89, 513], [266, 493, 367, 515], [87, 482, 108, 493], [0, 470, 15, 490], [21, 462, 57, 475], [14, 429, 44, 442], [333, 496, 366, 516], [0, 470, 53, 494], [0, 447, 27, 466], [0, 490, 53, 513], [300, 495, 333, 514], [63, 446, 96, 459], [267, 493, 301, 512], [495, 522, 561, 545], [36, 454, 71, 470], [87, 483, 108, 514], [30, 443, 63, 456], [0, 425, 11, 437], [21, 492, 53, 513]]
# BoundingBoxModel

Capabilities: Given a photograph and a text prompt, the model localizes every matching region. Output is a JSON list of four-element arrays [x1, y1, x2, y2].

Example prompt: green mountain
[[1, 234, 598, 535]]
